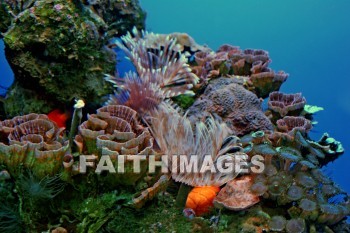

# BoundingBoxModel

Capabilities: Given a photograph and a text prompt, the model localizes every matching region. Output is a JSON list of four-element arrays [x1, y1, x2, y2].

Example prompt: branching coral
[[106, 28, 199, 114]]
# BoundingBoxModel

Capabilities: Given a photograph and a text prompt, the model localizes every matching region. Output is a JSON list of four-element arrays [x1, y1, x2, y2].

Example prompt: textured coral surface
[[187, 77, 273, 136]]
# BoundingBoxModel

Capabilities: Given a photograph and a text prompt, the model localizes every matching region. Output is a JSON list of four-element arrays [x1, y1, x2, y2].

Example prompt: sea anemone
[[267, 176, 287, 197], [322, 184, 339, 197], [251, 143, 278, 165], [251, 131, 265, 144], [318, 204, 340, 224], [299, 198, 318, 220], [264, 164, 278, 177], [278, 147, 302, 171], [295, 172, 317, 188], [285, 218, 306, 233], [286, 185, 304, 201], [268, 215, 287, 232], [295, 160, 316, 171], [250, 182, 268, 196], [311, 169, 332, 184]]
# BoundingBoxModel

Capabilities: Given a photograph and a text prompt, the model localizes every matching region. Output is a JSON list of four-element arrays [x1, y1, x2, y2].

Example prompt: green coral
[[303, 104, 324, 115], [172, 94, 196, 110]]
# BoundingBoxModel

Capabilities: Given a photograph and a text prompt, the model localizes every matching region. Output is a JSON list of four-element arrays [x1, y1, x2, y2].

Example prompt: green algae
[[172, 94, 196, 110], [1, 0, 146, 116]]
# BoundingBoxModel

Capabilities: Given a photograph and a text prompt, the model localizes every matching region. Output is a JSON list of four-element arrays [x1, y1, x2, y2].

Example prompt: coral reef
[[268, 92, 307, 121], [187, 77, 273, 136], [190, 44, 289, 98], [276, 116, 313, 138], [0, 15, 348, 232], [0, 0, 145, 116], [0, 114, 68, 178]]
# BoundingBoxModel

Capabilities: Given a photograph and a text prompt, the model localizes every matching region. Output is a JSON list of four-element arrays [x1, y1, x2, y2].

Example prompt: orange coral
[[185, 186, 220, 216]]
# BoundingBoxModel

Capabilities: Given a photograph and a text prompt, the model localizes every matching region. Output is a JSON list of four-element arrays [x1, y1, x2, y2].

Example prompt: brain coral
[[186, 77, 273, 136]]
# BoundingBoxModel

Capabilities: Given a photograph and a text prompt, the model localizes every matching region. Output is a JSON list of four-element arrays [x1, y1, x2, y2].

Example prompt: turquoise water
[[140, 0, 350, 194]]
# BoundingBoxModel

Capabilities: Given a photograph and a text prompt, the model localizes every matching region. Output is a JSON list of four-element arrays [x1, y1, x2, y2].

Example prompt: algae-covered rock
[[1, 0, 145, 117]]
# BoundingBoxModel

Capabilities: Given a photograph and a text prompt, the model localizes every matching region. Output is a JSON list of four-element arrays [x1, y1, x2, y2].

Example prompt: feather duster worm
[[105, 27, 199, 114]]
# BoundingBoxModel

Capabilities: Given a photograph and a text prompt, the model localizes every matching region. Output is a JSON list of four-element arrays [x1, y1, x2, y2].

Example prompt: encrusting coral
[[214, 175, 260, 211], [187, 77, 273, 136]]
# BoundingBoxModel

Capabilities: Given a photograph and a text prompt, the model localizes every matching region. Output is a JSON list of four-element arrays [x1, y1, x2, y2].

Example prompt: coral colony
[[0, 1, 348, 232]]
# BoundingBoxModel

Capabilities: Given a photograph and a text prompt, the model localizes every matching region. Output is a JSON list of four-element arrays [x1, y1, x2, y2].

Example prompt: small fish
[[47, 109, 70, 128]]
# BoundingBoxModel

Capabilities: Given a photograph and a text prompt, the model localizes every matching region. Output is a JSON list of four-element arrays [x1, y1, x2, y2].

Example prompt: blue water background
[[139, 0, 350, 193], [0, 1, 349, 194]]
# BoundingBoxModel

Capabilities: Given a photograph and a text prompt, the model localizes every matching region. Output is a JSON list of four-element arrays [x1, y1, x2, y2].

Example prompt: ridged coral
[[268, 92, 307, 117], [75, 105, 155, 185], [0, 114, 68, 178], [187, 77, 273, 136], [276, 116, 312, 137], [190, 44, 289, 97]]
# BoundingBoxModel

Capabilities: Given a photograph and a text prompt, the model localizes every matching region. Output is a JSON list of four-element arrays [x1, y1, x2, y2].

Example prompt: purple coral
[[187, 77, 273, 136], [268, 92, 306, 117], [276, 116, 312, 137], [54, 4, 64, 11]]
